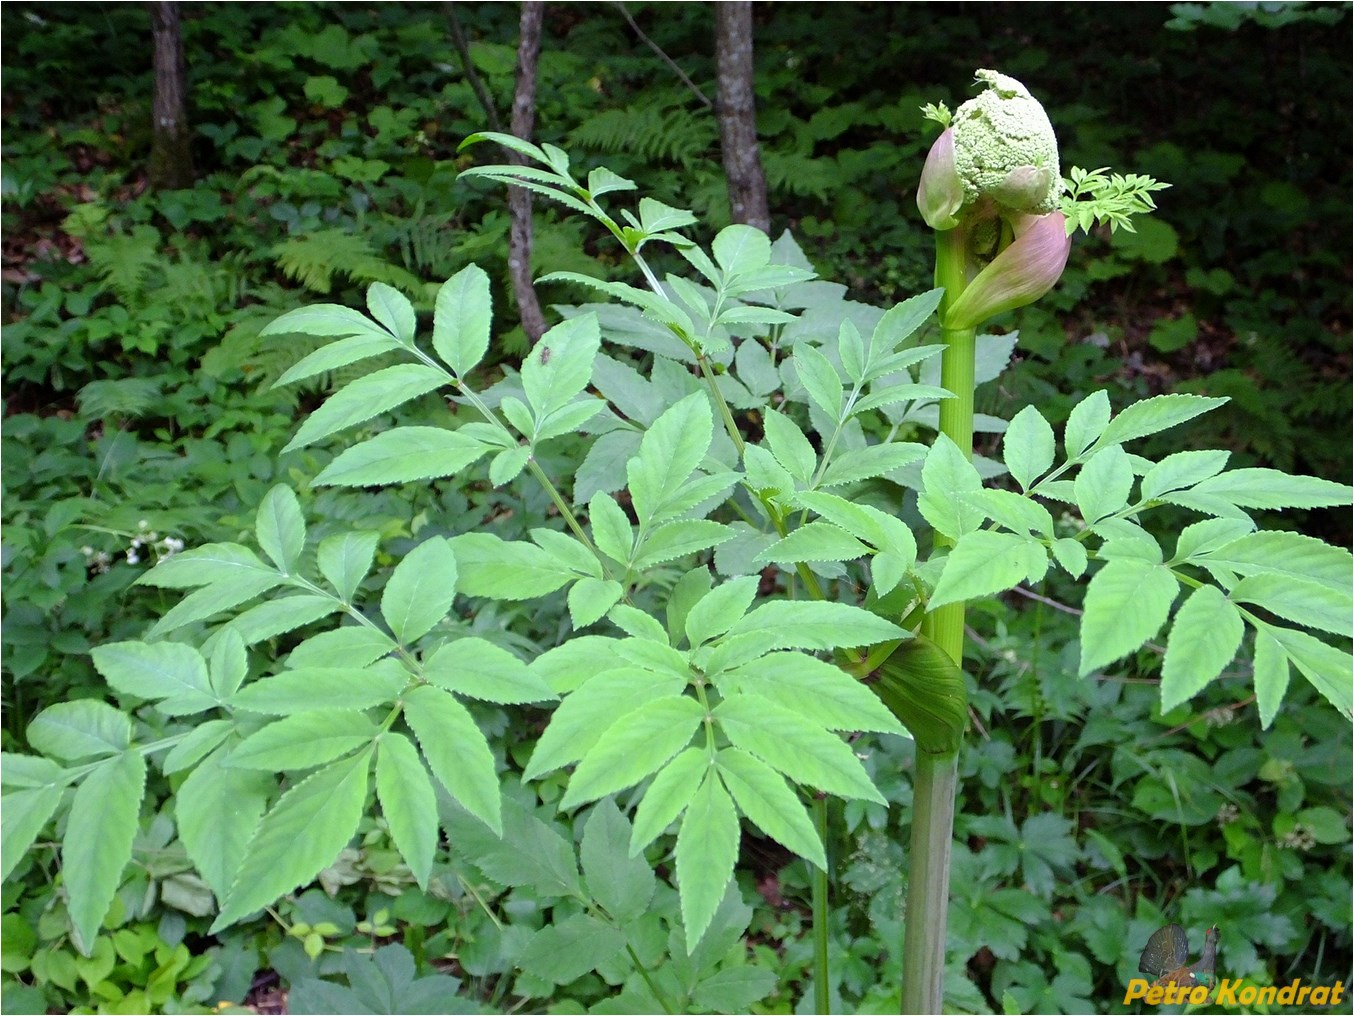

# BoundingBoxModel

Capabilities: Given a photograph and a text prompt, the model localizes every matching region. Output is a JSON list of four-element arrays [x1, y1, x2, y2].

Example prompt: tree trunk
[[714, 1, 770, 233], [510, 1, 548, 343], [148, 1, 193, 190]]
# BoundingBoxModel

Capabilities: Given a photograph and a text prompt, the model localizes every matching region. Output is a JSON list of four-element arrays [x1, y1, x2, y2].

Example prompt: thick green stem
[[812, 795, 831, 1014], [900, 226, 973, 1015]]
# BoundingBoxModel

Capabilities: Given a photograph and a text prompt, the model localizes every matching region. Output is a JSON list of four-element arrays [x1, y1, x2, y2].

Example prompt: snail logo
[[1124, 923, 1347, 1008]]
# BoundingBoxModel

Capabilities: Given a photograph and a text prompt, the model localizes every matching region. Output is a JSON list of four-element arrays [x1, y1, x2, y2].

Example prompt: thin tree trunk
[[714, 1, 770, 233], [148, 1, 193, 190], [510, 1, 548, 343]]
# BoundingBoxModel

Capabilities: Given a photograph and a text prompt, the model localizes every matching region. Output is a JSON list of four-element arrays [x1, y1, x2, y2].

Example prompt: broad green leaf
[[1004, 405, 1056, 491], [588, 492, 633, 566], [274, 331, 402, 388], [729, 599, 908, 651], [1159, 586, 1244, 711], [872, 551, 909, 596], [630, 747, 707, 856], [852, 383, 954, 416], [1140, 449, 1231, 501], [756, 522, 869, 564], [560, 696, 706, 809], [1184, 468, 1352, 510], [713, 224, 772, 276], [488, 445, 530, 485], [676, 773, 741, 951], [536, 397, 607, 442], [525, 668, 684, 780], [762, 409, 816, 483], [403, 686, 501, 834], [522, 314, 602, 419], [422, 638, 555, 704], [137, 543, 276, 590], [838, 320, 865, 383], [870, 288, 945, 356], [917, 435, 984, 541], [518, 913, 626, 985], [1193, 530, 1352, 592], [287, 625, 397, 670], [1231, 573, 1352, 638], [587, 165, 636, 197], [580, 799, 656, 924], [212, 749, 373, 932], [177, 744, 273, 901], [263, 304, 391, 342], [1094, 394, 1228, 450], [162, 719, 233, 774], [449, 532, 576, 599], [210, 628, 248, 699], [366, 282, 415, 345], [1064, 390, 1111, 459], [91, 641, 218, 716], [459, 130, 549, 164], [148, 570, 287, 638], [232, 659, 408, 715], [692, 966, 779, 1014], [930, 530, 1049, 609], [375, 733, 438, 890], [646, 470, 740, 526], [1051, 537, 1088, 578], [0, 752, 67, 790], [284, 364, 448, 453], [447, 797, 582, 898], [314, 427, 490, 487], [568, 578, 624, 629], [575, 429, 643, 505], [1, 784, 64, 882], [792, 491, 918, 564], [63, 750, 146, 954], [1169, 518, 1256, 565], [718, 652, 905, 735], [607, 603, 670, 642], [627, 393, 713, 525], [432, 264, 492, 377], [792, 344, 844, 420], [1079, 560, 1179, 675], [223, 594, 339, 647], [665, 568, 715, 645], [639, 196, 699, 234], [685, 576, 760, 648], [316, 531, 381, 603], [716, 747, 825, 869], [27, 700, 130, 762], [714, 693, 885, 803], [735, 339, 781, 396], [1074, 445, 1134, 524], [633, 520, 734, 570], [1252, 629, 1289, 730], [1264, 625, 1353, 719], [229, 710, 378, 769], [255, 485, 305, 574], [962, 489, 1054, 538], [381, 538, 458, 644], [531, 528, 602, 579]]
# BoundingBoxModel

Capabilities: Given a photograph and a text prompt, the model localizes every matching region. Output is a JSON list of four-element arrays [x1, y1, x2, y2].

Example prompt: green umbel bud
[[951, 69, 1061, 216]]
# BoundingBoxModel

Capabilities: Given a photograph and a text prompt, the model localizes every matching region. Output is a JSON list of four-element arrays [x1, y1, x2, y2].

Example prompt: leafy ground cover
[[2, 3, 1349, 1013]]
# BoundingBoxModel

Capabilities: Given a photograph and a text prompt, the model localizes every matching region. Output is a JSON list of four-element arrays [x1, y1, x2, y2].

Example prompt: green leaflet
[[229, 710, 378, 769], [367, 281, 416, 344], [283, 363, 449, 453], [381, 537, 458, 644], [1230, 573, 1353, 638], [90, 640, 219, 716], [287, 625, 397, 670], [522, 313, 602, 420], [756, 521, 869, 565], [432, 264, 492, 377], [315, 426, 490, 487], [518, 913, 627, 985], [63, 750, 146, 954], [715, 651, 906, 735], [26, 700, 130, 762], [221, 594, 339, 648], [403, 685, 502, 834], [684, 576, 760, 648], [559, 695, 706, 809], [1002, 405, 1056, 491], [255, 485, 305, 574], [449, 532, 577, 600], [212, 748, 374, 932], [231, 659, 409, 715], [1079, 559, 1179, 676], [1074, 446, 1134, 524], [675, 771, 740, 952], [422, 637, 556, 704], [727, 600, 908, 652], [929, 530, 1049, 609], [630, 747, 708, 856], [375, 733, 438, 890], [177, 744, 273, 901], [580, 799, 657, 924], [716, 747, 826, 869], [316, 531, 381, 604], [627, 392, 714, 526], [1, 784, 64, 883], [713, 692, 885, 804], [1159, 585, 1245, 710]]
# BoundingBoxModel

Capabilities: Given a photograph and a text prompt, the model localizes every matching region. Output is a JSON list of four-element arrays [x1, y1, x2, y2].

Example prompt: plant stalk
[[812, 795, 831, 1014], [900, 225, 972, 1015]]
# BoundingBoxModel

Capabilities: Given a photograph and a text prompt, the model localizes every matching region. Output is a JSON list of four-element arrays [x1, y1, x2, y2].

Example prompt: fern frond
[[84, 225, 161, 302], [76, 377, 163, 419], [569, 105, 716, 166], [272, 229, 422, 295]]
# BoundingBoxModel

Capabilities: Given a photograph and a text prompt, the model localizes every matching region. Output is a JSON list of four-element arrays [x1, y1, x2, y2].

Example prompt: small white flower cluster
[[82, 520, 186, 573]]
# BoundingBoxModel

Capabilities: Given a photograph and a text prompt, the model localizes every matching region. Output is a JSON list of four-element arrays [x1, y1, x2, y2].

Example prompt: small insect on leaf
[[540, 345, 552, 365]]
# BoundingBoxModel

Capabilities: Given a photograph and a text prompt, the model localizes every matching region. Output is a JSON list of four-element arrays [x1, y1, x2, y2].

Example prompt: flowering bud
[[943, 211, 1072, 331], [916, 128, 964, 231]]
